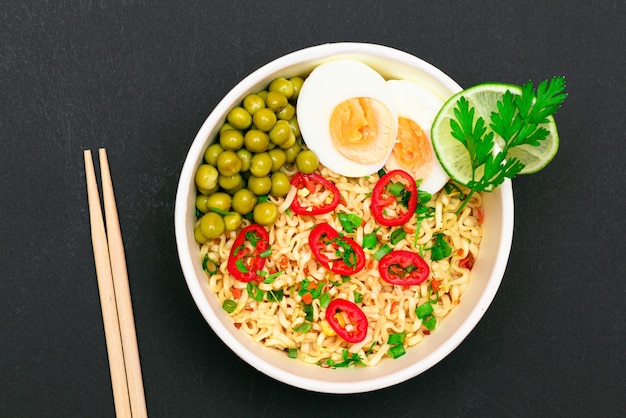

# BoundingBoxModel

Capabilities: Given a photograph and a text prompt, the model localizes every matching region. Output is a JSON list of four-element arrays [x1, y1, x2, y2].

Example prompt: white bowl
[[174, 42, 514, 394]]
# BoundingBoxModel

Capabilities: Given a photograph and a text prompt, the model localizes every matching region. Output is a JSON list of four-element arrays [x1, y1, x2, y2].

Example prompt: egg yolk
[[329, 98, 395, 164], [388, 117, 433, 179]]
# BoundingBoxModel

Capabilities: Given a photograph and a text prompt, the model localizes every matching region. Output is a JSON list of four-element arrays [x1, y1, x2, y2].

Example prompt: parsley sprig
[[450, 76, 567, 212]]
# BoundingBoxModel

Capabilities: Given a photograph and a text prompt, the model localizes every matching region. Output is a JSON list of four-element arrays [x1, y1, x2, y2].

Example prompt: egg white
[[385, 79, 449, 194], [296, 60, 398, 177]]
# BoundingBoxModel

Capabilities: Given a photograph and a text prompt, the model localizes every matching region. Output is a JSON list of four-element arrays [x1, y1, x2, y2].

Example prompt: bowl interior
[[174, 42, 514, 394]]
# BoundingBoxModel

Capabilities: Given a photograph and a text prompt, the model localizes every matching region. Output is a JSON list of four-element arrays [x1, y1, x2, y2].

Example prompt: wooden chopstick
[[84, 149, 148, 418]]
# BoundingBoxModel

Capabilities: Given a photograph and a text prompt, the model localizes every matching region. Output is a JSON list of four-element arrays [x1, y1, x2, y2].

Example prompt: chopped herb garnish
[[292, 322, 312, 334], [373, 244, 392, 261], [362, 230, 378, 250], [222, 299, 237, 313], [202, 254, 219, 275], [429, 233, 452, 261], [244, 230, 260, 247], [387, 332, 405, 345], [390, 228, 407, 245], [322, 349, 366, 368], [416, 302, 437, 331], [388, 344, 406, 359], [246, 282, 264, 302], [262, 270, 283, 284], [209, 207, 230, 216], [354, 292, 363, 304], [267, 289, 284, 302], [235, 258, 249, 273], [319, 292, 331, 308], [366, 340, 377, 355], [338, 213, 363, 233], [288, 348, 298, 358]]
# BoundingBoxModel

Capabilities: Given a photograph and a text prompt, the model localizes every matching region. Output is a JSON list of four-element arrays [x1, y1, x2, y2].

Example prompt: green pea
[[227, 106, 252, 130], [196, 183, 219, 196], [266, 91, 288, 112], [236, 148, 252, 172], [250, 152, 273, 177], [216, 150, 242, 176], [253, 201, 278, 226], [283, 142, 302, 164], [244, 129, 270, 153], [289, 76, 304, 100], [276, 103, 295, 121], [268, 148, 287, 172], [218, 173, 243, 191], [199, 212, 225, 239], [223, 212, 242, 231], [232, 189, 257, 215], [195, 194, 210, 214], [195, 164, 219, 191], [270, 172, 291, 197], [247, 175, 272, 196], [269, 77, 295, 99], [242, 93, 266, 115], [206, 192, 232, 212], [289, 116, 301, 137], [219, 123, 237, 133], [269, 120, 292, 145], [194, 226, 210, 243], [219, 129, 244, 151], [256, 90, 268, 102], [204, 143, 224, 166], [252, 108, 277, 132], [278, 132, 297, 149], [295, 149, 319, 174]]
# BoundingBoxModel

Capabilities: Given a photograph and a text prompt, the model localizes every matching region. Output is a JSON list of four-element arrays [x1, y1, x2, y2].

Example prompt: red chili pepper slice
[[227, 224, 270, 282], [290, 172, 341, 216], [371, 169, 418, 226], [309, 223, 365, 275], [378, 250, 429, 286], [325, 299, 368, 343]]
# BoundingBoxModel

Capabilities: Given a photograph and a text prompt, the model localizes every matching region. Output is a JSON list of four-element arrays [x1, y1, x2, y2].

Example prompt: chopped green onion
[[387, 332, 405, 345], [319, 292, 331, 308], [363, 231, 378, 250], [245, 230, 260, 246], [267, 289, 283, 302], [338, 213, 363, 233], [354, 292, 363, 304], [388, 344, 406, 359], [303, 303, 314, 321], [341, 275, 351, 283], [422, 315, 437, 330], [390, 228, 407, 245], [288, 348, 298, 358], [235, 258, 249, 273], [263, 270, 283, 284], [377, 168, 386, 178], [246, 282, 264, 302], [222, 299, 237, 313], [259, 248, 272, 258], [209, 207, 230, 216], [285, 208, 291, 217], [417, 189, 432, 204], [292, 322, 312, 334], [416, 302, 434, 319], [388, 181, 406, 197], [202, 254, 219, 275], [373, 244, 392, 261]]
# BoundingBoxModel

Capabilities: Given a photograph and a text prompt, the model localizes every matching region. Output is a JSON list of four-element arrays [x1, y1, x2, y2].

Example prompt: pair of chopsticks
[[84, 149, 148, 418]]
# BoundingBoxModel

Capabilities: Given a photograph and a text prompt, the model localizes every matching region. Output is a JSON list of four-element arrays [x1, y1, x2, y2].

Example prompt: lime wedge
[[431, 82, 560, 187]]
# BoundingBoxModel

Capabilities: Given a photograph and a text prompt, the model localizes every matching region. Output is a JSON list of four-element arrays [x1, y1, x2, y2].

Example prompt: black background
[[2, 1, 624, 417]]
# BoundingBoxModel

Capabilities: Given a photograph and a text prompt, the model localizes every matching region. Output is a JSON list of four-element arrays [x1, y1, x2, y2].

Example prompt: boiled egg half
[[296, 60, 398, 177], [384, 79, 449, 194]]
